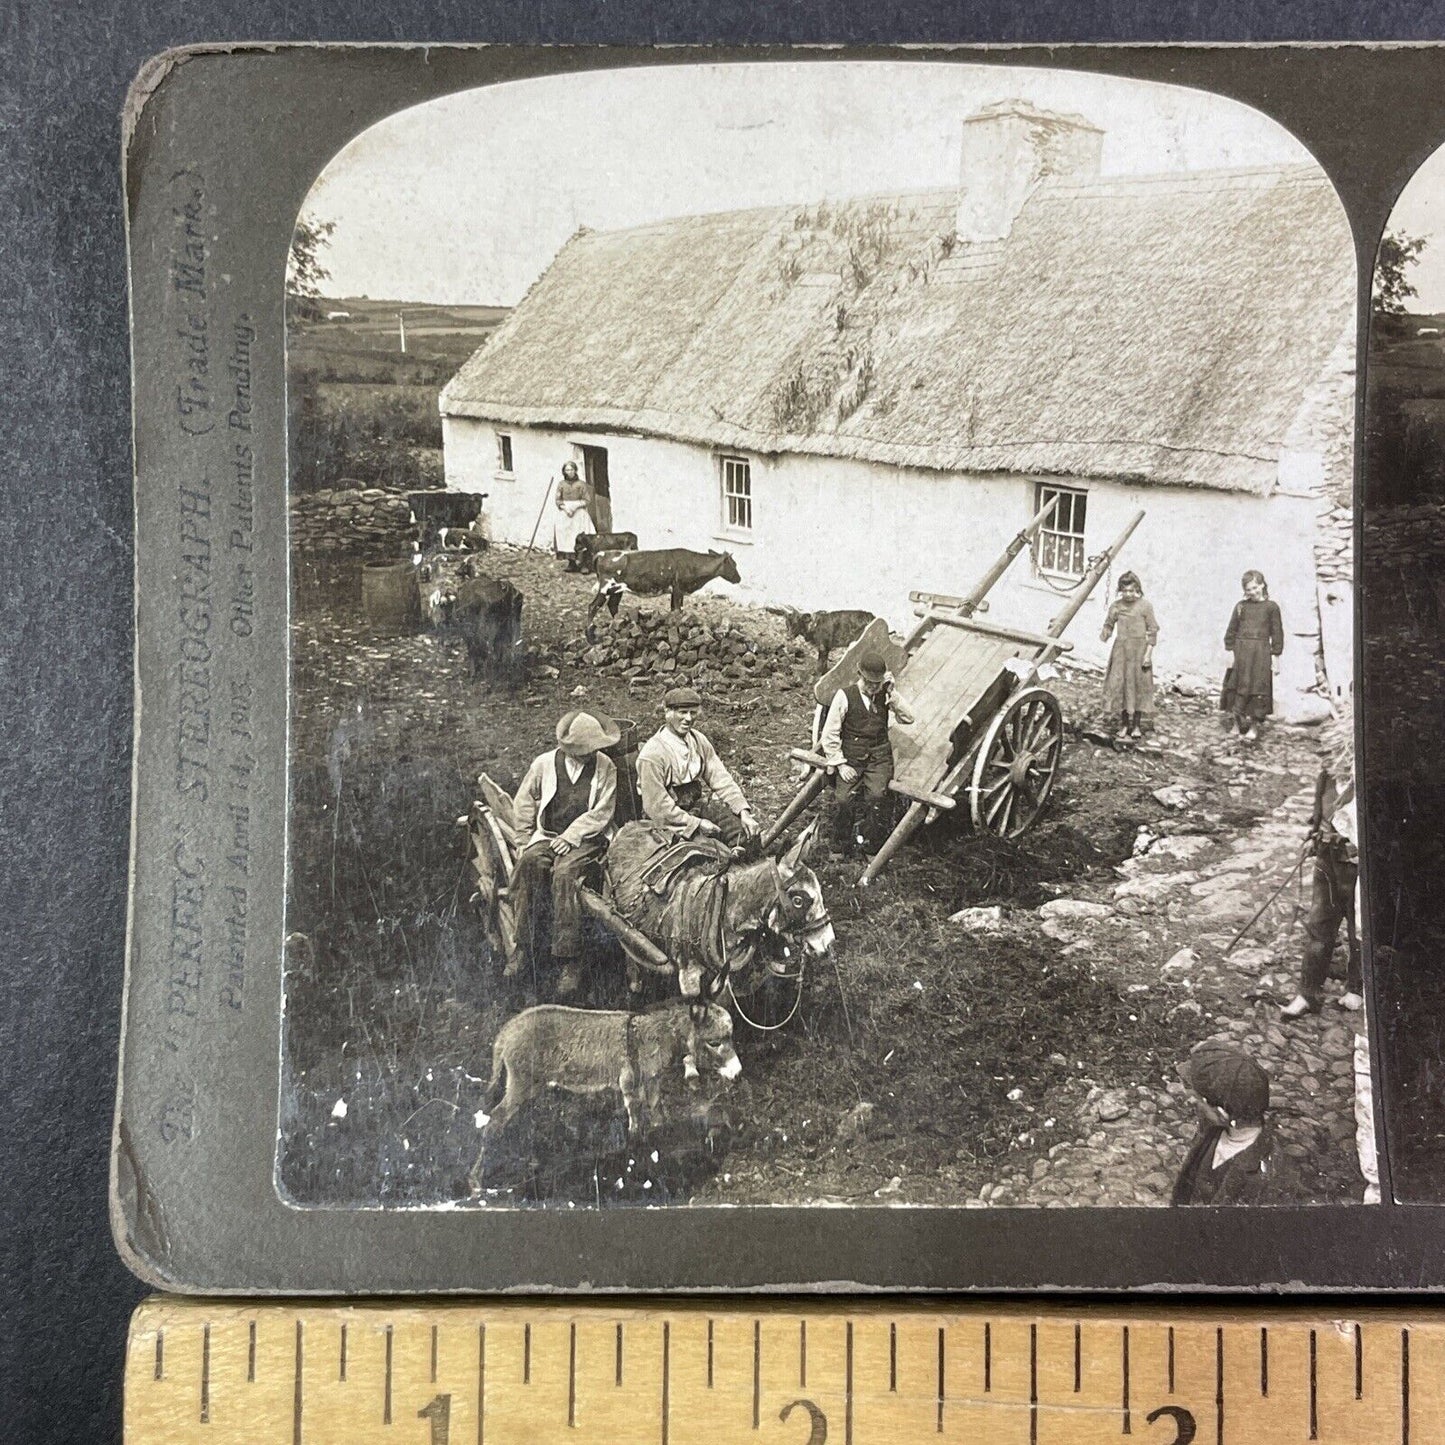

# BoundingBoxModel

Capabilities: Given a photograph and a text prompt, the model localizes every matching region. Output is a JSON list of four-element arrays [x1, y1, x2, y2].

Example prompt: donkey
[[605, 820, 834, 1000]]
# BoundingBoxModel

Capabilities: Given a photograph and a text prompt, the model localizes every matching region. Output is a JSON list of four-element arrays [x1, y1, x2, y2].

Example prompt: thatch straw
[[442, 167, 1353, 495]]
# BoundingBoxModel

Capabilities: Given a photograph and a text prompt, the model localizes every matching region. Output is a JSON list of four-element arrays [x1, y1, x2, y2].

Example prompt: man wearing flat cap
[[1171, 1040, 1274, 1206], [819, 650, 914, 854], [636, 686, 759, 845], [511, 709, 620, 994]]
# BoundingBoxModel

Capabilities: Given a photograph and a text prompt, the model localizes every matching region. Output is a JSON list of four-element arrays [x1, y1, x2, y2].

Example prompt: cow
[[573, 530, 638, 575], [586, 548, 741, 634], [429, 576, 524, 684], [769, 606, 877, 673], [468, 1000, 741, 1190]]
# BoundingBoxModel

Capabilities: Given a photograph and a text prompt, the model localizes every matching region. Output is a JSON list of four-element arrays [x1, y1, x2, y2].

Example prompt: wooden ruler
[[126, 1298, 1436, 1444]]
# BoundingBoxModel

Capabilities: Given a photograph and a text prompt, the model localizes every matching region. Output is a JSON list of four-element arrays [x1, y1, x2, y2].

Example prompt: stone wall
[[289, 487, 416, 559]]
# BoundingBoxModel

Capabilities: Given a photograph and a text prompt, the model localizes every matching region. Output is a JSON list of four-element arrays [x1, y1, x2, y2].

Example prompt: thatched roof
[[442, 166, 1354, 494]]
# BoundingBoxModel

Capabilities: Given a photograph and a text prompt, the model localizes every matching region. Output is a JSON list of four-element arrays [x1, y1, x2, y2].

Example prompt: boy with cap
[[510, 709, 620, 995], [636, 686, 760, 845], [1170, 1040, 1274, 1206], [818, 651, 914, 854]]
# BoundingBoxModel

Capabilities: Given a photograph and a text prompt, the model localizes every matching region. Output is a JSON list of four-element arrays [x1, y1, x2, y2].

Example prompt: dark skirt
[[1220, 639, 1274, 720], [1102, 636, 1154, 716]]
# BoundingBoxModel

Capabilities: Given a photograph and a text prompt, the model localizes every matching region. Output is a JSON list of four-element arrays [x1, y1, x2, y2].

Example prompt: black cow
[[433, 577, 524, 684], [771, 606, 877, 673], [573, 530, 638, 574], [586, 548, 741, 634]]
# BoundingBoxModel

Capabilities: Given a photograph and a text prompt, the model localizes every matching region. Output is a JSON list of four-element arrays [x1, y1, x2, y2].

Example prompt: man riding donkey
[[818, 651, 914, 856], [636, 686, 761, 847], [510, 708, 620, 996]]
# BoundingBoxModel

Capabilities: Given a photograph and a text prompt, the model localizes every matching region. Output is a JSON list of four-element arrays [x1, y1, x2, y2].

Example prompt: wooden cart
[[762, 501, 1145, 885], [466, 777, 680, 987]]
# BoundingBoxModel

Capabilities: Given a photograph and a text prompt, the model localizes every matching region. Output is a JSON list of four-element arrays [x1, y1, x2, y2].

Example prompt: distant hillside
[[287, 299, 511, 494]]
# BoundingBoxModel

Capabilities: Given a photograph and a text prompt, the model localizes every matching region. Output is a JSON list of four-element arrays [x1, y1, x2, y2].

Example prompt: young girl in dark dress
[[1220, 570, 1284, 741], [1099, 570, 1158, 739]]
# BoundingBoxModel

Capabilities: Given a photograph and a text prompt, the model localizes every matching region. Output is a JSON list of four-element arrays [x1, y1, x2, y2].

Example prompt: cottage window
[[720, 455, 752, 532], [1033, 483, 1088, 580], [496, 433, 514, 474]]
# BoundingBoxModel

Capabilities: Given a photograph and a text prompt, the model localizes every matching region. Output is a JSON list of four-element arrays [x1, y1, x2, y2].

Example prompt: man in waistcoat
[[636, 686, 760, 846], [510, 709, 620, 995], [818, 651, 915, 854]]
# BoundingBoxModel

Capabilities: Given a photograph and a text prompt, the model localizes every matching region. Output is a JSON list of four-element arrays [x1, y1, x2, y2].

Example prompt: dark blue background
[[5, 7, 1445, 1441]]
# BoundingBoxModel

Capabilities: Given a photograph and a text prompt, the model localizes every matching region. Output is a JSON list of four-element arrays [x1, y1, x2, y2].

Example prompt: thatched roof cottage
[[441, 101, 1355, 712]]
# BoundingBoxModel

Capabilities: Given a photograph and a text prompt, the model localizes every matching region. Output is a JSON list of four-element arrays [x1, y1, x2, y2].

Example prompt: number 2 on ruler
[[418, 1393, 450, 1445]]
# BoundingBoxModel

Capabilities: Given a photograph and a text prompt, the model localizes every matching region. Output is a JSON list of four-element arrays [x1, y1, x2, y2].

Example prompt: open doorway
[[579, 444, 613, 532]]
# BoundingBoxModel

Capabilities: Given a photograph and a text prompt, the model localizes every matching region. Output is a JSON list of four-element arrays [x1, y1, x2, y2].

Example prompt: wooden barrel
[[361, 562, 421, 630]]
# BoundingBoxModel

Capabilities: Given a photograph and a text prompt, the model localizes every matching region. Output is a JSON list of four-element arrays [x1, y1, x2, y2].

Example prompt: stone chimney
[[955, 100, 1104, 244]]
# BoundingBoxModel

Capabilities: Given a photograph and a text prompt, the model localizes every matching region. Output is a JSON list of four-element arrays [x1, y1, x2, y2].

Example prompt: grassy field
[[288, 296, 508, 493]]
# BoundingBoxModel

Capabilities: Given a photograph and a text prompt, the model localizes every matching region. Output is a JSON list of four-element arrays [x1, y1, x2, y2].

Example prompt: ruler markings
[[124, 1304, 1445, 1444], [1122, 1325, 1132, 1435], [936, 1326, 945, 1434], [568, 1323, 577, 1429], [1309, 1329, 1318, 1441], [661, 1321, 670, 1445], [752, 1320, 760, 1430], [1029, 1323, 1039, 1445], [293, 1320, 303, 1445], [1216, 1326, 1225, 1445], [1401, 1328, 1410, 1445], [383, 1324, 393, 1424], [476, 1323, 485, 1445]]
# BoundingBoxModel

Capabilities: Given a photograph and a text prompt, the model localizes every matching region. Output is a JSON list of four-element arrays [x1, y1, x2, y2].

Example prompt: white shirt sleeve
[[819, 690, 850, 766]]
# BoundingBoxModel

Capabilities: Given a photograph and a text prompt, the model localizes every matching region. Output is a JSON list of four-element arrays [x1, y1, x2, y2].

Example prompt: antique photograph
[[1363, 143, 1445, 1203], [278, 60, 1371, 1211]]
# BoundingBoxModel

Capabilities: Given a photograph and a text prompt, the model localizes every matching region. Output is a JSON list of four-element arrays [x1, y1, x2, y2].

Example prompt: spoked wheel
[[469, 806, 519, 966], [968, 686, 1064, 838]]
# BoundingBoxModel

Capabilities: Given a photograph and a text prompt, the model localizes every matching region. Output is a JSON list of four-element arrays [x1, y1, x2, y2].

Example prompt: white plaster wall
[[444, 416, 1338, 705]]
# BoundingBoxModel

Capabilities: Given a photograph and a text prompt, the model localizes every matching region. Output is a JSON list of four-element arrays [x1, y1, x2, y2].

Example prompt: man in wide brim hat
[[510, 708, 621, 994], [635, 685, 759, 844]]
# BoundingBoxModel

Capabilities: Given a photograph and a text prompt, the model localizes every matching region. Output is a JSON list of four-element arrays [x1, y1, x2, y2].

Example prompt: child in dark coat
[[1220, 570, 1284, 741], [1099, 570, 1158, 739], [1171, 1040, 1274, 1206]]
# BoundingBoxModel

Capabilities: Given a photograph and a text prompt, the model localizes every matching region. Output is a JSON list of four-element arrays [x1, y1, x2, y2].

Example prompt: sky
[[1388, 144, 1445, 314], [299, 61, 1320, 307]]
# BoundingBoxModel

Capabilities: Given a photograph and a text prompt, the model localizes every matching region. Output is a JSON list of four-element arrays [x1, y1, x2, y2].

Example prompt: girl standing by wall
[[1099, 571, 1158, 739], [1221, 570, 1284, 741]]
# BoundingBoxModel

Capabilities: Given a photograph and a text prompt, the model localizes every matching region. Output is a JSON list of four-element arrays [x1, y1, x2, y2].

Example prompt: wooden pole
[[1041, 508, 1145, 657], [577, 888, 673, 973], [857, 801, 926, 887], [759, 771, 826, 850], [526, 474, 556, 552]]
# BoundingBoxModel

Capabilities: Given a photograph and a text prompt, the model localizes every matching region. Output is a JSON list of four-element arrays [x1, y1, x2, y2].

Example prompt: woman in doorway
[[553, 460, 594, 570]]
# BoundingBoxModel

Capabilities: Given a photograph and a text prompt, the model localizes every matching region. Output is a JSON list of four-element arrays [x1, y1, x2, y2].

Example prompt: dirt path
[[285, 543, 1367, 1208]]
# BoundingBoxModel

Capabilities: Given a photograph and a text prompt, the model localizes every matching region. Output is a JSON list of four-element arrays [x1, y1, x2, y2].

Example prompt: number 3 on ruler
[[418, 1393, 450, 1445], [1146, 1404, 1197, 1444]]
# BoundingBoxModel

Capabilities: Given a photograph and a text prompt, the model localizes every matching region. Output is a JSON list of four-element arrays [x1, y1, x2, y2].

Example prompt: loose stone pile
[[566, 610, 812, 686], [290, 487, 415, 558]]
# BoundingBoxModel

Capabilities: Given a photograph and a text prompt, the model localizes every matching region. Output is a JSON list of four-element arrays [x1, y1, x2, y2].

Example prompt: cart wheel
[[968, 686, 1064, 838], [469, 809, 516, 961]]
